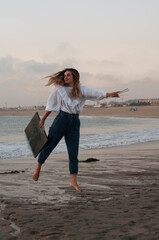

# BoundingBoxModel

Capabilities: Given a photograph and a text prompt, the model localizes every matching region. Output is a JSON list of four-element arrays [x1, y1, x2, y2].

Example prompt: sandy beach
[[0, 141, 159, 240], [0, 105, 159, 118], [0, 106, 159, 239]]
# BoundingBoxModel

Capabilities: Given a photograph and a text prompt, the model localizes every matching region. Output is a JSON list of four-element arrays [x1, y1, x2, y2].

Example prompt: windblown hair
[[45, 68, 82, 99]]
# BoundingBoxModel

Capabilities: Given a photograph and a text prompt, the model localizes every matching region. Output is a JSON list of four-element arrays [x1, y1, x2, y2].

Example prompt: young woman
[[33, 68, 120, 192]]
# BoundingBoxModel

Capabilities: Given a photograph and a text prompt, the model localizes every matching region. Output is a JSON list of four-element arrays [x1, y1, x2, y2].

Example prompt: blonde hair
[[45, 68, 82, 99]]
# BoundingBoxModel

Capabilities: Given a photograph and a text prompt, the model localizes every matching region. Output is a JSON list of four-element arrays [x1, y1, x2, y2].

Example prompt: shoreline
[[0, 141, 159, 239], [0, 105, 159, 118]]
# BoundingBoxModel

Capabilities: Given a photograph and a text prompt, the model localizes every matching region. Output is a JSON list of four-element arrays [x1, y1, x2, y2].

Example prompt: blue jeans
[[38, 111, 80, 174]]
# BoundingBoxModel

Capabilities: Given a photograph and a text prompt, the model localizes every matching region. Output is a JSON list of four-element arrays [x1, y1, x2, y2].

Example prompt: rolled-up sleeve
[[81, 86, 106, 101], [45, 88, 61, 112]]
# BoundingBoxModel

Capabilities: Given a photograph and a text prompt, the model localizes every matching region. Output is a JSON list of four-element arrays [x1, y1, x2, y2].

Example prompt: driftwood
[[79, 158, 100, 163]]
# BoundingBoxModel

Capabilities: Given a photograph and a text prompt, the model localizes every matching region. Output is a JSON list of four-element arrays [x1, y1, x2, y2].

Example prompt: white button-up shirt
[[46, 85, 106, 114]]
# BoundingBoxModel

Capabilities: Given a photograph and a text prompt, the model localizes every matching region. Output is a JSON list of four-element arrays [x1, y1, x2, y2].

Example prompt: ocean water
[[0, 115, 159, 159]]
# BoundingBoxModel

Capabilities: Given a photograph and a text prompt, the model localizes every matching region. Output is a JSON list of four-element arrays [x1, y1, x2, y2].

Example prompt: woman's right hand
[[39, 111, 51, 130], [39, 119, 45, 130]]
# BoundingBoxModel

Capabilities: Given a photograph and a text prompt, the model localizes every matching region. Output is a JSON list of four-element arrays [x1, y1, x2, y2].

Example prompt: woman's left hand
[[110, 91, 120, 98], [106, 91, 120, 98]]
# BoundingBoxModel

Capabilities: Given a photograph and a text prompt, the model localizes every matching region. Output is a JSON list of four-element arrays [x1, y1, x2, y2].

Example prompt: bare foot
[[33, 170, 40, 181], [70, 183, 82, 193]]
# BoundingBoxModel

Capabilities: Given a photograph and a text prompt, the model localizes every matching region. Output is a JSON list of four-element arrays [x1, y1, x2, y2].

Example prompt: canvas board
[[25, 112, 48, 158]]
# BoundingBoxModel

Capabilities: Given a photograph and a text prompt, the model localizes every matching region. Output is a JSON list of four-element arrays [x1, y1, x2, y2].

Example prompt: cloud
[[0, 56, 60, 107], [0, 55, 159, 107], [80, 72, 119, 89], [42, 42, 78, 63], [0, 56, 20, 76], [112, 77, 159, 100], [81, 59, 123, 71], [54, 42, 77, 57], [20, 60, 59, 74]]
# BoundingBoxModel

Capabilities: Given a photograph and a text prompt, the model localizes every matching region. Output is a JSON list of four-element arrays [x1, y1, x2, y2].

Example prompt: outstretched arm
[[81, 86, 121, 101]]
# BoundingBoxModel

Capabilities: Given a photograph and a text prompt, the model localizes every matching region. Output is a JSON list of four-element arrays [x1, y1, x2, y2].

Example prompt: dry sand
[[0, 142, 159, 239], [0, 105, 159, 118]]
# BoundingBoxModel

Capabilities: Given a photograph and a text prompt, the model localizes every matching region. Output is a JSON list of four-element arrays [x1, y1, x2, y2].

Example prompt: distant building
[[137, 99, 159, 105]]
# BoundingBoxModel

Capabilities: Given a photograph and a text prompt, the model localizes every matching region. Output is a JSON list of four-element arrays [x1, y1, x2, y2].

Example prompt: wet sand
[[1, 105, 159, 118], [0, 142, 159, 240]]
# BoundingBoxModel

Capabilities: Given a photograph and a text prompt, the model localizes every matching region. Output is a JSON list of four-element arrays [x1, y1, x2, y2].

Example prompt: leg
[[38, 114, 66, 165], [65, 117, 82, 192], [33, 162, 42, 181], [33, 113, 67, 181], [33, 134, 64, 181]]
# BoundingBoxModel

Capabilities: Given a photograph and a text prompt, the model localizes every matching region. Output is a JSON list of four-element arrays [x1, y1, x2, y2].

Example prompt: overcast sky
[[0, 0, 159, 107]]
